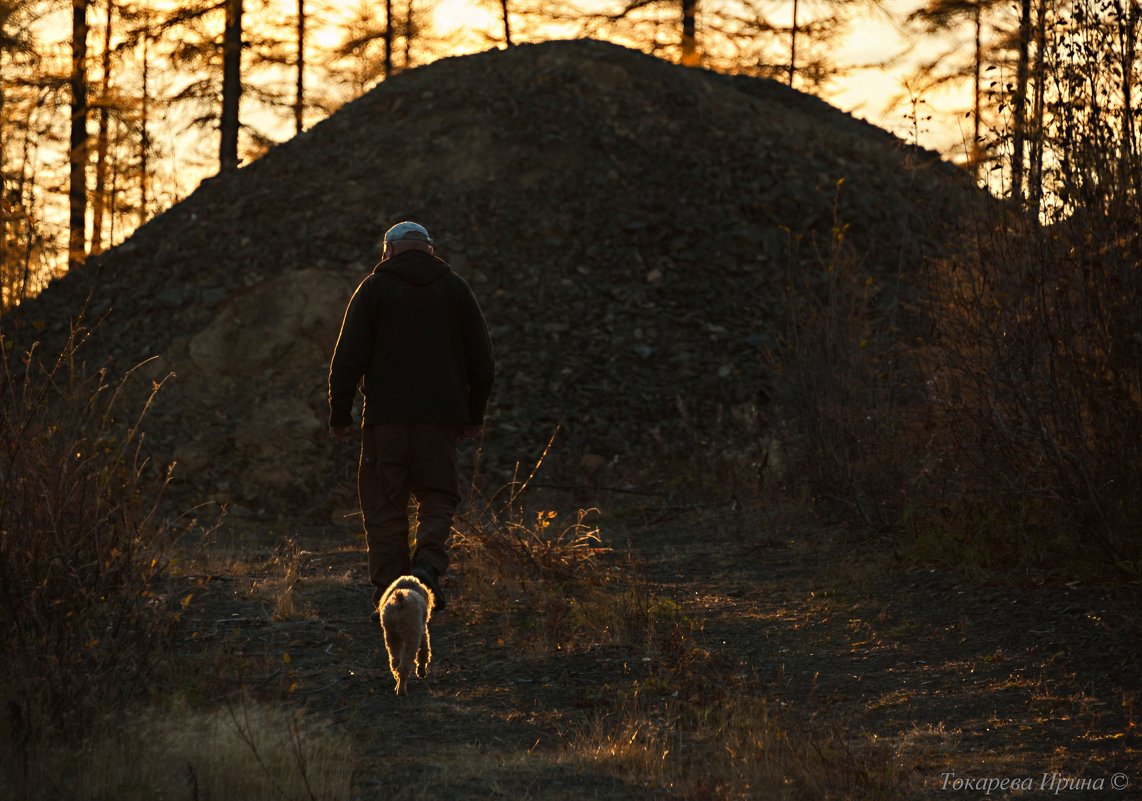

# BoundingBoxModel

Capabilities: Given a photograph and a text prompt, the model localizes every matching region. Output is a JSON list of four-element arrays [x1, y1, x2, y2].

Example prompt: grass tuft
[[1, 700, 354, 801]]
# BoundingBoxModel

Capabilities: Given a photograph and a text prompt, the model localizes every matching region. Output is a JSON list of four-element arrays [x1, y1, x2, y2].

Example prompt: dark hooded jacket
[[328, 249, 495, 428]]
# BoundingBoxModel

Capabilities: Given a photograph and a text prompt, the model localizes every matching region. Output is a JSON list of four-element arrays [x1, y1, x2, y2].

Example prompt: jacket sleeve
[[328, 278, 376, 428], [463, 287, 496, 425]]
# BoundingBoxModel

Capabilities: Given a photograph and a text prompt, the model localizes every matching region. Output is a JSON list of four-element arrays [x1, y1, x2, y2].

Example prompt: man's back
[[328, 249, 494, 428]]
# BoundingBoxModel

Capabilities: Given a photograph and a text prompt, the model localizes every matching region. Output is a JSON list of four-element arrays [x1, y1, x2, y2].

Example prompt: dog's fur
[[378, 575, 433, 695]]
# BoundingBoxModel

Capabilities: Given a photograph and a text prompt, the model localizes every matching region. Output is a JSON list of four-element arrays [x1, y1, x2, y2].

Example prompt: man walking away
[[328, 221, 495, 616]]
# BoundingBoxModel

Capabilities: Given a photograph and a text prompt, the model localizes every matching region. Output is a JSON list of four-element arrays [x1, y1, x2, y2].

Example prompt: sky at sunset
[[17, 0, 987, 268], [424, 0, 979, 158], [30, 0, 980, 160]]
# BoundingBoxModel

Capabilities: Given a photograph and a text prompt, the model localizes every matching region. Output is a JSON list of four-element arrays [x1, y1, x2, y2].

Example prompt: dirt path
[[626, 512, 1140, 797], [175, 506, 1140, 800]]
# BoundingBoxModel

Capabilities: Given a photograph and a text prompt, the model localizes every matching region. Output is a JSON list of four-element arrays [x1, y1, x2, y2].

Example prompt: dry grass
[[169, 531, 326, 621], [763, 130, 1141, 577], [451, 444, 666, 654], [456, 458, 608, 588], [450, 460, 913, 799], [0, 324, 178, 740], [263, 537, 318, 621], [454, 511, 675, 656], [1, 700, 355, 801], [566, 653, 911, 800], [811, 551, 893, 601]]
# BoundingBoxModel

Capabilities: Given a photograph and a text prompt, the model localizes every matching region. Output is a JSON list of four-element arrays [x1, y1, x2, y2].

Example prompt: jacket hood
[[376, 250, 451, 286]]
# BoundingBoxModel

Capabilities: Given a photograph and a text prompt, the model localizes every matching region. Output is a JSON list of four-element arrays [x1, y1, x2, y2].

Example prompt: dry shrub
[[914, 205, 1142, 567], [0, 700, 354, 801], [0, 323, 176, 745], [457, 432, 605, 584], [766, 196, 921, 530], [264, 537, 317, 621], [768, 169, 1141, 572], [568, 632, 910, 800], [907, 1, 1142, 570], [456, 502, 605, 588], [453, 435, 674, 653], [454, 498, 657, 652]]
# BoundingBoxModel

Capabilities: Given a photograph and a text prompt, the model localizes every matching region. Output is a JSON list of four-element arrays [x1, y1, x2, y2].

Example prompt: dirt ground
[[171, 491, 1140, 801]]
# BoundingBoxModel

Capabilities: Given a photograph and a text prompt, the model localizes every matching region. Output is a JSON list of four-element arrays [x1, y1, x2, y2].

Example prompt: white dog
[[378, 575, 433, 695]]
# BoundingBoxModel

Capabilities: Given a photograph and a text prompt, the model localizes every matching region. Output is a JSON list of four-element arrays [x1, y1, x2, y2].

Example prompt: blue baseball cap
[[384, 221, 433, 244]]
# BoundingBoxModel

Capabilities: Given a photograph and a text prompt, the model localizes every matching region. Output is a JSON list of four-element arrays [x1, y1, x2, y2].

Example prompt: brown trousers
[[358, 424, 462, 604]]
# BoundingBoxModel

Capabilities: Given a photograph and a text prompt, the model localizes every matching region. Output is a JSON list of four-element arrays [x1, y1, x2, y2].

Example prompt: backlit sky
[[423, 0, 978, 159], [35, 0, 978, 158], [23, 0, 982, 264]]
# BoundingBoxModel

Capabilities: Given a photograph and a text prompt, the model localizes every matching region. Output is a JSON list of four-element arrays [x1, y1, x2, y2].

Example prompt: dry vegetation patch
[[444, 468, 919, 799], [0, 327, 177, 742], [4, 701, 354, 801]]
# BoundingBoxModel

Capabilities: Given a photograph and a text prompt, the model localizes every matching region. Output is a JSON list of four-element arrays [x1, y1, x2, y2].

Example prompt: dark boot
[[411, 563, 446, 612]]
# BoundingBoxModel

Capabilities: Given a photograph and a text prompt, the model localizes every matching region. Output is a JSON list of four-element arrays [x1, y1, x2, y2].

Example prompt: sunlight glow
[[433, 0, 499, 34], [15, 0, 992, 274]]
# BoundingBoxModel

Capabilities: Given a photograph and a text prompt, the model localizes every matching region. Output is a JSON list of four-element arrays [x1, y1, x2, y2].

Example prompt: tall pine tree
[[219, 0, 242, 172], [90, 0, 114, 254], [69, 0, 89, 270], [908, 0, 1004, 179]]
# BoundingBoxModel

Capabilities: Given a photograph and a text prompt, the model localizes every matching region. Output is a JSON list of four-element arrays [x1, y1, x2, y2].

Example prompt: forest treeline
[[0, 0, 1139, 310]]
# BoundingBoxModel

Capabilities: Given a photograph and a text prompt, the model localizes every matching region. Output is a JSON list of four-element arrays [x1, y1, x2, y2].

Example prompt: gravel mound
[[9, 39, 981, 522]]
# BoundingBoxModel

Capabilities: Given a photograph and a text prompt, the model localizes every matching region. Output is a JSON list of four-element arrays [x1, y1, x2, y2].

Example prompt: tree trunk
[[1011, 0, 1032, 204], [0, 65, 8, 297], [1, 63, 8, 289], [1028, 0, 1048, 216], [404, 0, 412, 69], [681, 0, 698, 66], [139, 28, 149, 226], [69, 0, 89, 270], [788, 0, 799, 85], [384, 0, 393, 79], [109, 120, 119, 246], [17, 122, 33, 303], [972, 0, 982, 181], [295, 0, 304, 136], [219, 0, 243, 173], [500, 0, 512, 46], [1120, 0, 1138, 201], [14, 110, 39, 303], [91, 0, 113, 255]]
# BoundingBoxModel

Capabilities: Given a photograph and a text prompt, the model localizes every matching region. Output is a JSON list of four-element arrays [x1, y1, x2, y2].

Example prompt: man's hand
[[461, 425, 483, 440], [329, 425, 355, 444]]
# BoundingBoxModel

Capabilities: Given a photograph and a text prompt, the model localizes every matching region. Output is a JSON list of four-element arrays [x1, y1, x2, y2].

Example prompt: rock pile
[[9, 39, 981, 522]]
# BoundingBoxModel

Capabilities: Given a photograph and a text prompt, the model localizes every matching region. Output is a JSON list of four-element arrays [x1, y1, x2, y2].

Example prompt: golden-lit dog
[[378, 575, 433, 695]]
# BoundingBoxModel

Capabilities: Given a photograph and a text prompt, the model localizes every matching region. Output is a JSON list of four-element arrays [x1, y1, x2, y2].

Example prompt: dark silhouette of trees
[[157, 0, 252, 173], [1, 0, 41, 307], [570, 0, 854, 86], [328, 0, 397, 96], [219, 0, 241, 172], [69, 0, 89, 270], [90, 0, 115, 254], [682, 0, 697, 65], [497, 0, 513, 46], [135, 6, 152, 225], [573, 0, 708, 65], [294, 0, 304, 134], [476, 0, 554, 48], [328, 0, 427, 95], [2, 0, 1131, 308], [908, 0, 1003, 179], [1011, 0, 1031, 202]]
